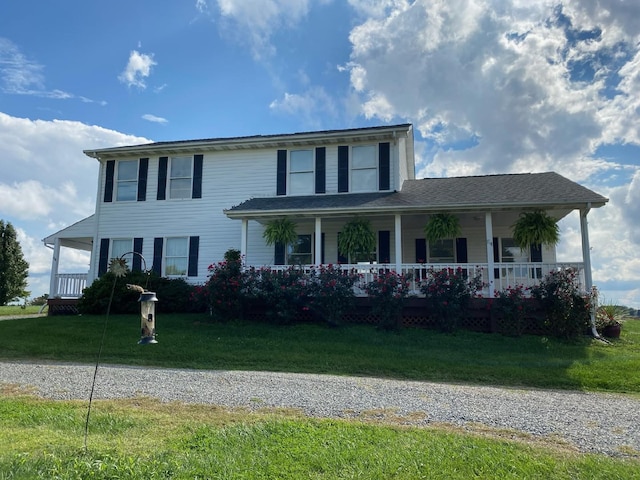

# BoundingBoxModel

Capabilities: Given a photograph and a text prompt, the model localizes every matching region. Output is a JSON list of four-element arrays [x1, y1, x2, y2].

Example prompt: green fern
[[512, 210, 559, 249], [338, 218, 376, 261], [263, 218, 298, 246], [424, 213, 461, 243]]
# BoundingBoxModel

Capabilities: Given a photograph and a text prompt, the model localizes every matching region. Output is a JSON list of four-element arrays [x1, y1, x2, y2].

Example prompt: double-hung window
[[170, 157, 192, 199], [289, 150, 314, 195], [351, 145, 377, 192], [165, 237, 188, 276], [429, 239, 455, 263], [288, 234, 312, 265], [111, 238, 133, 266], [116, 160, 138, 201]]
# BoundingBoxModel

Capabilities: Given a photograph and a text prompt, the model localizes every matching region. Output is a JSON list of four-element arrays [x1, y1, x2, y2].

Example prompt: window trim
[[111, 238, 134, 267], [287, 234, 313, 265], [288, 149, 315, 196], [164, 236, 189, 276], [428, 238, 456, 263]]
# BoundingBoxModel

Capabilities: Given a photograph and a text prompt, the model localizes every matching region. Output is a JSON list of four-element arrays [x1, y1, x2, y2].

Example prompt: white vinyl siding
[[170, 157, 192, 199], [116, 160, 138, 201]]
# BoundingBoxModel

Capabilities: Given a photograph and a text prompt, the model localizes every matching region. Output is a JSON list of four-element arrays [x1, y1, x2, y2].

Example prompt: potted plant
[[338, 218, 376, 263], [595, 303, 626, 338], [263, 218, 298, 246], [512, 210, 559, 250], [424, 213, 460, 243]]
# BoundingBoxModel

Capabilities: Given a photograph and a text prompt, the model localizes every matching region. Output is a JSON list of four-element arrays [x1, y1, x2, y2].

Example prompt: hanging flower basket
[[263, 218, 298, 246], [424, 213, 461, 243], [338, 218, 376, 262], [512, 210, 559, 250]]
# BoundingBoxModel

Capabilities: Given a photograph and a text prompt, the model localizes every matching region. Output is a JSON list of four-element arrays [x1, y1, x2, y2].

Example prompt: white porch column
[[240, 219, 248, 261], [394, 214, 402, 273], [49, 238, 61, 297], [580, 206, 599, 337], [485, 212, 495, 298], [315, 217, 322, 266]]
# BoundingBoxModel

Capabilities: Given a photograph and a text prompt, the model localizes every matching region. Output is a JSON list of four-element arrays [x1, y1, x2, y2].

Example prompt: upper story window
[[351, 145, 377, 193], [116, 161, 138, 201], [170, 157, 193, 199], [289, 150, 314, 195], [165, 237, 188, 276]]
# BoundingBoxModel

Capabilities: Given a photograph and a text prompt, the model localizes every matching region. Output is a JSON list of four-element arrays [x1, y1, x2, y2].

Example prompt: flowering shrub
[[364, 270, 412, 330], [494, 284, 529, 337], [420, 267, 483, 332], [530, 268, 590, 340], [250, 267, 310, 324], [205, 249, 244, 321], [307, 264, 360, 326]]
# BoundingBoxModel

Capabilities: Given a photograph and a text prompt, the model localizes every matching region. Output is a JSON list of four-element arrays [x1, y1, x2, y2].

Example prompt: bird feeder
[[138, 291, 158, 344]]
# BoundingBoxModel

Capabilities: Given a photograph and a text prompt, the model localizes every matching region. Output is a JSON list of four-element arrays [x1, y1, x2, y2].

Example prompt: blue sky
[[1, 0, 639, 307]]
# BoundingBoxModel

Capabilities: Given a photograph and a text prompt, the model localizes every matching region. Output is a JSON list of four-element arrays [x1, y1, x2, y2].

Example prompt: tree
[[0, 220, 30, 305]]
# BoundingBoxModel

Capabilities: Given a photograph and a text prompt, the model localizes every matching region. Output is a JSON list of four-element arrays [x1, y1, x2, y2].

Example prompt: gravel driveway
[[1, 360, 638, 458]]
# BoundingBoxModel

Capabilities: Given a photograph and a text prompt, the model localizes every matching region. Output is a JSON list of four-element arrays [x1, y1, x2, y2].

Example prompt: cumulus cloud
[[0, 112, 150, 297], [118, 50, 157, 89]]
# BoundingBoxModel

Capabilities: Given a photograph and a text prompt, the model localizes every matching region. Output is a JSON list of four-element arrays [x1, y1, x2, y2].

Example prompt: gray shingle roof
[[225, 172, 608, 218]]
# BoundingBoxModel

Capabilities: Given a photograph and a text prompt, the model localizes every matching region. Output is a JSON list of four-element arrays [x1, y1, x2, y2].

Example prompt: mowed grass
[[0, 312, 639, 393], [1, 394, 638, 479]]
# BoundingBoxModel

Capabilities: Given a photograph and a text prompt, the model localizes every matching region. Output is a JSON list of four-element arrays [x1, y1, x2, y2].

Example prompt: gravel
[[1, 360, 639, 457]]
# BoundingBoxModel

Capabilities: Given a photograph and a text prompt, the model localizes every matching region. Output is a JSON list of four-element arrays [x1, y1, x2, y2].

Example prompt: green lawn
[[0, 312, 639, 393], [0, 395, 638, 479], [1, 312, 639, 477]]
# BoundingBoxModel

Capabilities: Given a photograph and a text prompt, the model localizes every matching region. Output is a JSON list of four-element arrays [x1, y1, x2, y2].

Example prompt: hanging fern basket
[[424, 213, 461, 243], [512, 210, 559, 250], [263, 218, 298, 246], [338, 218, 376, 262]]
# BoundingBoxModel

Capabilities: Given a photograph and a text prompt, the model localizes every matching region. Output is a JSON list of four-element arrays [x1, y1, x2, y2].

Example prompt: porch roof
[[224, 172, 608, 219]]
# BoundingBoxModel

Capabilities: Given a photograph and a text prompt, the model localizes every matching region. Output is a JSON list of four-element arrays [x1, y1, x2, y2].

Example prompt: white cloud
[[210, 0, 326, 59], [142, 114, 169, 124], [118, 50, 157, 89], [0, 112, 150, 298], [269, 87, 337, 126]]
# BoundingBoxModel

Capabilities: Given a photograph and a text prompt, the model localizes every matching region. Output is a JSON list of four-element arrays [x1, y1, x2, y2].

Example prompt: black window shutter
[[415, 238, 427, 263], [337, 232, 347, 264], [456, 238, 468, 263], [188, 236, 199, 276], [276, 150, 287, 196], [315, 147, 326, 194], [379, 230, 390, 264], [321, 232, 325, 264], [378, 142, 390, 191], [192, 155, 203, 199], [137, 158, 148, 202], [157, 157, 168, 200], [338, 146, 349, 193], [274, 241, 285, 265], [493, 237, 500, 279], [530, 243, 543, 262], [98, 238, 110, 276], [132, 238, 143, 272], [152, 238, 163, 276], [104, 161, 115, 203]]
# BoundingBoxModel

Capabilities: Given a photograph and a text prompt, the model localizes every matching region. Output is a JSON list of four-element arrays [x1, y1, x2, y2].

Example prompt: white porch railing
[[52, 273, 88, 298], [262, 262, 585, 296]]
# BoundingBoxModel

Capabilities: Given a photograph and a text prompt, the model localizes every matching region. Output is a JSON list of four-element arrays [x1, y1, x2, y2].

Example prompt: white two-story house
[[43, 123, 607, 302]]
